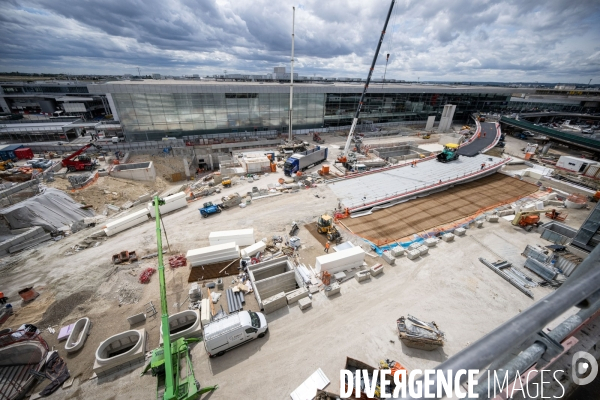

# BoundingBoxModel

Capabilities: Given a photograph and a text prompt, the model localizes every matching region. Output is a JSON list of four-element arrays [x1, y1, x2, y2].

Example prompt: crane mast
[[141, 196, 217, 399], [288, 6, 296, 142], [340, 0, 396, 162]]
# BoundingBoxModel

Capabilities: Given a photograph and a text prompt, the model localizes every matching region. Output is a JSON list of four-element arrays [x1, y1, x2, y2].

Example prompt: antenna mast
[[288, 6, 295, 142]]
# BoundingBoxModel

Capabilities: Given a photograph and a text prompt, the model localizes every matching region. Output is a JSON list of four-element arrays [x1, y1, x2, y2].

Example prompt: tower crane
[[141, 196, 218, 399], [337, 0, 396, 167]]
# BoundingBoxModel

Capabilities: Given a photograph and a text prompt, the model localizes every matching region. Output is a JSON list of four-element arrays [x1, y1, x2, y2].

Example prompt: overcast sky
[[1, 0, 599, 83]]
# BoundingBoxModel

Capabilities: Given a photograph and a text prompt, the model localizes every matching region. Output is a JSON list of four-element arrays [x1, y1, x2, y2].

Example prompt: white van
[[203, 310, 268, 358]]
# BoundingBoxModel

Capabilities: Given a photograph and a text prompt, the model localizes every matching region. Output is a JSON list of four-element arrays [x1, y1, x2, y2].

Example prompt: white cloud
[[0, 0, 598, 82]]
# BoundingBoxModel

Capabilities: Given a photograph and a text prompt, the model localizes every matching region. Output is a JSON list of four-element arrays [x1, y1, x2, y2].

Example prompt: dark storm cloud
[[0, 0, 599, 82]]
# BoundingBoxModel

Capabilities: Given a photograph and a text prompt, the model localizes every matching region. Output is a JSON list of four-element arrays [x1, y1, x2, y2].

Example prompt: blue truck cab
[[283, 146, 328, 176]]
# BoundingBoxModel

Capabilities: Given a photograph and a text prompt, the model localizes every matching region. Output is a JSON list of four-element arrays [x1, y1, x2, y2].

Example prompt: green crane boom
[[141, 196, 218, 399]]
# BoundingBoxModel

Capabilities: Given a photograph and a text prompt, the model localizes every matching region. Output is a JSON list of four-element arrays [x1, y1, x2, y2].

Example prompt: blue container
[[0, 144, 23, 161]]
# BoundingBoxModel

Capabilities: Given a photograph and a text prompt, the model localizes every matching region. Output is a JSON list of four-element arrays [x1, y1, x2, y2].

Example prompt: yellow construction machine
[[316, 214, 341, 242], [0, 160, 14, 171], [221, 176, 232, 188]]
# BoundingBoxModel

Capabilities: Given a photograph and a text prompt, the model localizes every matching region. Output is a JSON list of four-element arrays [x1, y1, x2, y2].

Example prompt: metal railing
[[500, 116, 600, 150]]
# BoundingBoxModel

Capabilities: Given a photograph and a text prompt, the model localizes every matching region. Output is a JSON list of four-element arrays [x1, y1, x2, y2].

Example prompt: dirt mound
[[37, 290, 94, 327]]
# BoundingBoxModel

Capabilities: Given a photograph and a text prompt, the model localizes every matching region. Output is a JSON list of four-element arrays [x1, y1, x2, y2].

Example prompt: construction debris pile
[[397, 315, 445, 350]]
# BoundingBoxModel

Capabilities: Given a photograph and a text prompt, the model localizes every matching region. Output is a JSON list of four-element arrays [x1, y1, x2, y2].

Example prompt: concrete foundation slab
[[298, 297, 312, 310]]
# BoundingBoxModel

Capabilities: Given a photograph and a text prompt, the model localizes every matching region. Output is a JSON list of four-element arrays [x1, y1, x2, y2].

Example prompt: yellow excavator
[[316, 214, 341, 242], [0, 160, 14, 171]]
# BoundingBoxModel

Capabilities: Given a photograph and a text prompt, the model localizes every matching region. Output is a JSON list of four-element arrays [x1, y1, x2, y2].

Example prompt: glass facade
[[114, 91, 513, 141], [113, 93, 325, 141], [323, 92, 510, 127]]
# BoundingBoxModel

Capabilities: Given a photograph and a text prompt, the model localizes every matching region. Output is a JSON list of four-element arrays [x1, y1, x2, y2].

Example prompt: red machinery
[[61, 143, 102, 172]]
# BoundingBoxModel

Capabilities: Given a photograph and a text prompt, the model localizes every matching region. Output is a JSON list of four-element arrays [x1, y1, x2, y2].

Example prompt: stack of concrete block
[[455, 227, 466, 236], [424, 238, 438, 247], [200, 299, 211, 325], [324, 282, 341, 297], [298, 297, 312, 310], [0, 227, 51, 254], [486, 214, 499, 222], [417, 245, 429, 256], [381, 251, 396, 265], [286, 287, 309, 304], [148, 192, 187, 217], [189, 283, 202, 301], [391, 246, 405, 257], [262, 292, 287, 314], [209, 228, 255, 246], [355, 270, 371, 282], [406, 249, 420, 260], [241, 240, 266, 258], [497, 210, 515, 217], [475, 220, 484, 228], [370, 264, 384, 276], [315, 246, 365, 274], [104, 209, 150, 237], [442, 233, 455, 242], [186, 242, 240, 267], [408, 243, 421, 251]]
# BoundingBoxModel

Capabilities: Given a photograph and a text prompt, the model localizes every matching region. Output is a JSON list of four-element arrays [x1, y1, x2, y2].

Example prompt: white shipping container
[[148, 192, 188, 217], [240, 241, 266, 258], [315, 246, 365, 275], [103, 209, 150, 236], [556, 156, 598, 173], [209, 229, 255, 246]]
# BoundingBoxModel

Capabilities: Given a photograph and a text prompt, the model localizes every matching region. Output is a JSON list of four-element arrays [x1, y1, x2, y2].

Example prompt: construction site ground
[[341, 173, 540, 245], [0, 128, 596, 399]]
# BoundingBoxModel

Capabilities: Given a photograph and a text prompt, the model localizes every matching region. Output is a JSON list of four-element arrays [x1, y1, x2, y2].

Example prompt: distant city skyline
[[1, 0, 599, 83]]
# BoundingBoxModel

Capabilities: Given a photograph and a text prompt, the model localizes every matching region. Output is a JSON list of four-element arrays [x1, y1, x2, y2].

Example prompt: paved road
[[457, 122, 498, 156]]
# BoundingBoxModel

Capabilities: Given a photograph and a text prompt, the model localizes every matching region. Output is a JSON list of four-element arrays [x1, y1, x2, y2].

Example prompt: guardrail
[[500, 116, 600, 150]]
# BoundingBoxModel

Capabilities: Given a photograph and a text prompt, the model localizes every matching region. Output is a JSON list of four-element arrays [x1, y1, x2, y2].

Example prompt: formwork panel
[[342, 174, 538, 245]]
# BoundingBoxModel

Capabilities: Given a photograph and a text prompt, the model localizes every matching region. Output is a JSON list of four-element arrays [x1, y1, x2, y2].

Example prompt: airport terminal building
[[1, 79, 599, 142]]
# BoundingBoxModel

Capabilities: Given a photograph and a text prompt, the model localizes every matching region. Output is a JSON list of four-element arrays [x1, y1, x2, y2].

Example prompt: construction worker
[[0, 292, 6, 305], [324, 242, 330, 253], [483, 132, 486, 138], [481, 163, 486, 170]]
